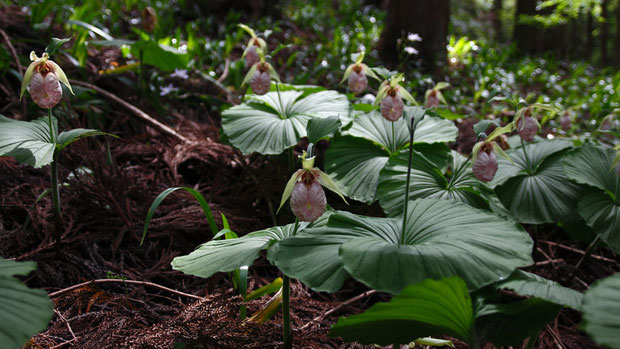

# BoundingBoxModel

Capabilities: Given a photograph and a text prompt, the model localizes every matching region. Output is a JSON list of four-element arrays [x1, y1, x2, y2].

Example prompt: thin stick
[[68, 80, 192, 144], [300, 289, 377, 330], [0, 28, 23, 75], [53, 309, 77, 341], [217, 58, 230, 83], [48, 278, 206, 301], [538, 240, 617, 264]]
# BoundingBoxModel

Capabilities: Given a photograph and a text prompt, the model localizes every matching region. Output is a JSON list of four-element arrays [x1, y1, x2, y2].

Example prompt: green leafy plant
[[0, 41, 110, 243], [581, 272, 620, 349], [0, 257, 54, 349], [331, 274, 581, 348]]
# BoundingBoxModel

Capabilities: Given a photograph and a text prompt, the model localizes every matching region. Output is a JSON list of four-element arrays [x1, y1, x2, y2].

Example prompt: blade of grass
[[141, 187, 218, 245]]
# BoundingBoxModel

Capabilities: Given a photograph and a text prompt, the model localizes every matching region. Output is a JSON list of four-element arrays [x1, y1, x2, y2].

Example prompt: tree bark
[[377, 0, 449, 73], [615, 0, 620, 64], [493, 0, 503, 41], [601, 0, 609, 65], [513, 0, 539, 53]]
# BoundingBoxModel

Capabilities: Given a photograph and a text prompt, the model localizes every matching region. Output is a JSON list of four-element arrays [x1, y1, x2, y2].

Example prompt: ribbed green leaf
[[563, 144, 620, 199], [56, 128, 112, 150], [306, 115, 341, 143], [325, 110, 457, 204], [0, 257, 54, 349], [274, 199, 532, 294], [377, 150, 489, 217], [221, 90, 349, 155], [0, 115, 55, 168], [330, 277, 475, 346], [130, 40, 190, 72], [494, 270, 583, 310], [578, 192, 620, 252], [323, 136, 390, 203], [172, 222, 301, 278], [581, 273, 620, 349], [492, 140, 586, 224]]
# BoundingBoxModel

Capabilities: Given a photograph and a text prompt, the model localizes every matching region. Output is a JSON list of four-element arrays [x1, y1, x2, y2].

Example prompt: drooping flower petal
[[472, 150, 498, 182], [380, 93, 404, 121], [517, 116, 538, 142], [245, 45, 260, 68], [290, 181, 326, 222], [251, 70, 271, 95], [348, 70, 367, 94], [29, 72, 62, 109]]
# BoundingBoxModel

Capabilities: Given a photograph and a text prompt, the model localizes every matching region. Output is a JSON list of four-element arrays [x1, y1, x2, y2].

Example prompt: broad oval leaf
[[0, 257, 54, 349], [0, 115, 55, 168], [563, 144, 620, 251], [377, 150, 489, 217], [221, 90, 349, 155], [581, 273, 620, 349], [578, 192, 620, 252], [56, 129, 113, 150], [493, 270, 583, 310], [306, 115, 341, 143], [563, 144, 620, 198], [325, 110, 458, 204], [491, 140, 586, 224], [330, 277, 475, 346], [172, 222, 302, 278], [274, 198, 532, 294]]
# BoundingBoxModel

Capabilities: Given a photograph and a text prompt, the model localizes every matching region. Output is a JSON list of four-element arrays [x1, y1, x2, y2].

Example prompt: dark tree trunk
[[513, 0, 539, 53], [586, 6, 594, 58], [493, 0, 503, 41], [615, 0, 620, 65], [601, 0, 609, 65], [377, 0, 449, 73]]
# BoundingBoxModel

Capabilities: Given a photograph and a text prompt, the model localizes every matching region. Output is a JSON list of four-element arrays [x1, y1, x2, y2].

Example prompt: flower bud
[[29, 67, 62, 109], [380, 92, 404, 122], [348, 67, 367, 94], [473, 150, 498, 182], [251, 69, 271, 95], [245, 45, 260, 68], [142, 7, 158, 33], [290, 181, 326, 222], [517, 116, 537, 142]]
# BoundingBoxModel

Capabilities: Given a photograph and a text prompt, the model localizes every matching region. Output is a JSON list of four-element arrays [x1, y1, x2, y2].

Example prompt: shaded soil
[[1, 5, 619, 349]]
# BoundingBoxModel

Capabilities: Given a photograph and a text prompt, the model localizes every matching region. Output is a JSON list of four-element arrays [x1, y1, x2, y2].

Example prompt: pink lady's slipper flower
[[340, 51, 379, 95], [374, 73, 416, 122], [20, 52, 73, 109], [242, 61, 279, 96], [278, 151, 347, 222]]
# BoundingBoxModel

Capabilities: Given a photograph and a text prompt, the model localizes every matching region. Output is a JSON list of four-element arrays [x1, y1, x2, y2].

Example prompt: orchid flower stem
[[282, 217, 300, 349], [391, 122, 396, 152], [400, 116, 417, 245], [574, 235, 601, 272], [520, 137, 533, 173], [48, 108, 62, 244]]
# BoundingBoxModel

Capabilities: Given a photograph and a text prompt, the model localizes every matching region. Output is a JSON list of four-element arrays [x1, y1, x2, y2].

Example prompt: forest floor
[[1, 5, 619, 349]]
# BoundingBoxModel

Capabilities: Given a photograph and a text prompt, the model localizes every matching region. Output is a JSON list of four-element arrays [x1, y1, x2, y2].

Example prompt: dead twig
[[53, 309, 77, 342], [0, 28, 23, 75], [48, 278, 207, 301], [68, 79, 192, 144], [217, 58, 230, 83], [300, 289, 377, 331], [538, 240, 618, 264]]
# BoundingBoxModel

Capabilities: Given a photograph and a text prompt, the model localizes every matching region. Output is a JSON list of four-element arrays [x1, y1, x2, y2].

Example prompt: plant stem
[[400, 116, 417, 245], [283, 218, 300, 349], [48, 109, 62, 244], [391, 122, 396, 152], [520, 137, 533, 173], [574, 235, 601, 271]]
